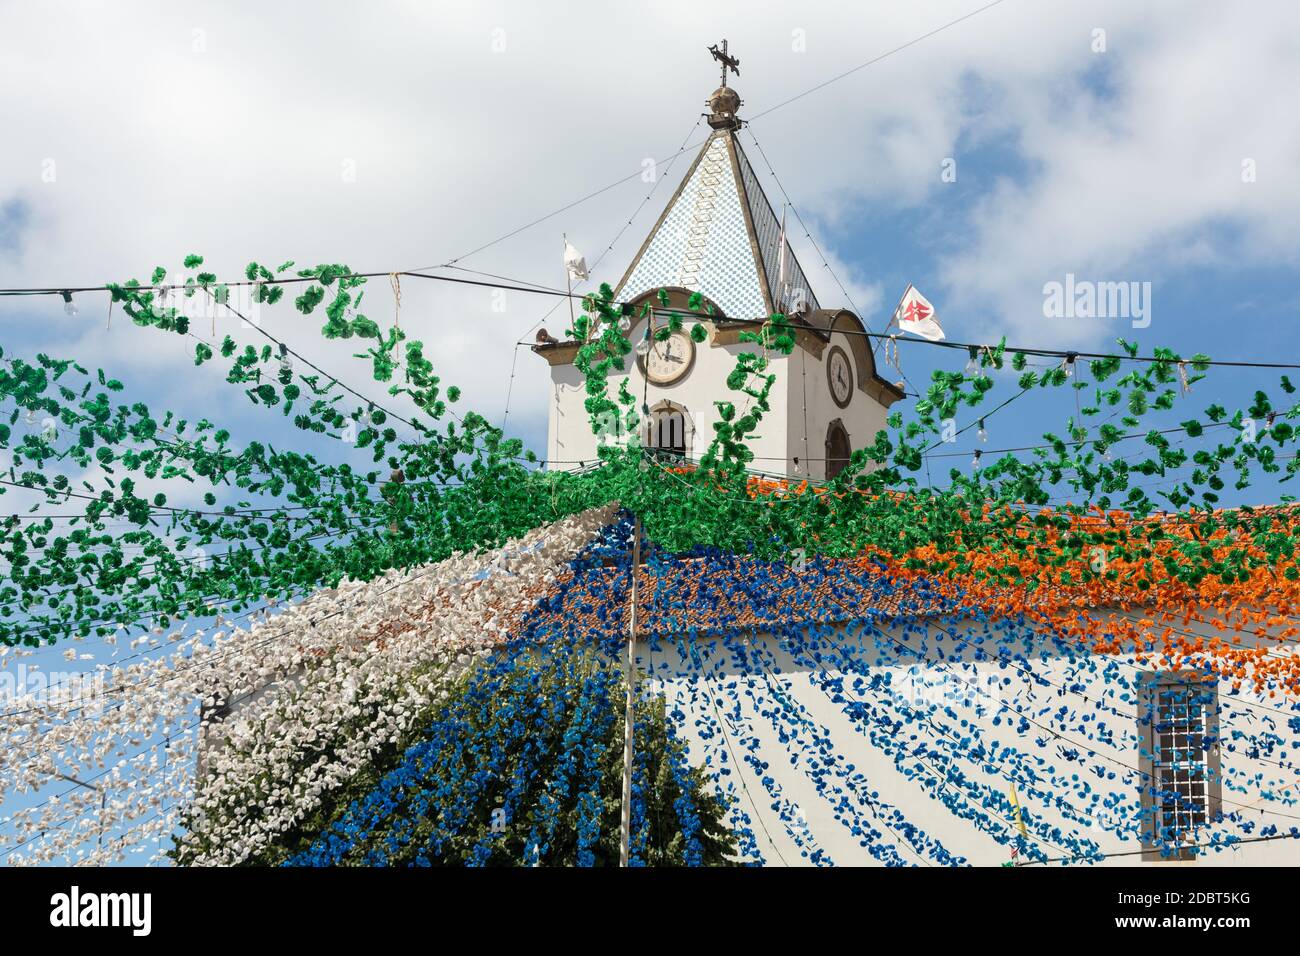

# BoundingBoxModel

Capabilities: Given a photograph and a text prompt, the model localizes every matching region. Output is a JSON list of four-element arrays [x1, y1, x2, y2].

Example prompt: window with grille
[[1140, 675, 1220, 860]]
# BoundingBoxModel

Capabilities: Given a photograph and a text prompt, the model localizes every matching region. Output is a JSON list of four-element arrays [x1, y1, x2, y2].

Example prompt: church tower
[[534, 41, 904, 480]]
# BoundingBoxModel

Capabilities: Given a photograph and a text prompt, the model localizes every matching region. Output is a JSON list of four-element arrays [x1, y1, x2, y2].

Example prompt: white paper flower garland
[[0, 505, 615, 865]]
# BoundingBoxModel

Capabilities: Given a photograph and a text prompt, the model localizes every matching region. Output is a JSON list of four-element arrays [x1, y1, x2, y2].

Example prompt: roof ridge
[[730, 134, 820, 315]]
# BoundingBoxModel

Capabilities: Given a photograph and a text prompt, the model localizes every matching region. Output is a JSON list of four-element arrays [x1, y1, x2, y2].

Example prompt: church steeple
[[536, 43, 903, 476], [613, 41, 819, 321]]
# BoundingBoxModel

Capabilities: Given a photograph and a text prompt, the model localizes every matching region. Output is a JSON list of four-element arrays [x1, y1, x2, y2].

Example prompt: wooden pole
[[620, 514, 642, 867], [55, 773, 104, 849]]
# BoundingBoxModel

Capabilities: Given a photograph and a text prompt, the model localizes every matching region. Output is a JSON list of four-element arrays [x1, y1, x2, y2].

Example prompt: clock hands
[[653, 341, 683, 364], [643, 335, 691, 383]]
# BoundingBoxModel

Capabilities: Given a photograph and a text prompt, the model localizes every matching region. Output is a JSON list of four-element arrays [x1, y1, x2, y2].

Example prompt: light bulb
[[977, 419, 988, 443], [61, 291, 77, 316], [1063, 353, 1076, 378], [972, 449, 983, 469], [636, 338, 651, 357], [278, 344, 292, 374], [1103, 448, 1112, 462], [965, 348, 979, 376], [24, 408, 37, 426], [618, 315, 631, 333]]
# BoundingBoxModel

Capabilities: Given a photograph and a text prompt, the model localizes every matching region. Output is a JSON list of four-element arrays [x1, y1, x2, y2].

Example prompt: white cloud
[[1, 0, 1296, 447], [932, 2, 1300, 342]]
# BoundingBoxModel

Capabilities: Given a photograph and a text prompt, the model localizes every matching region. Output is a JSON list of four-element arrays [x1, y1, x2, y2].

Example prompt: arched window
[[825, 419, 851, 479], [645, 402, 691, 459]]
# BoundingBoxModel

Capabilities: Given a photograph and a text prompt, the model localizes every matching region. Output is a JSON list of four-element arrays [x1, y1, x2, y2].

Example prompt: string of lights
[[5, 267, 1296, 371]]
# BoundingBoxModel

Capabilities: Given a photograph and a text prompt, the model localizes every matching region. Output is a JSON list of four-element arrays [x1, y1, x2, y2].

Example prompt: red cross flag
[[892, 285, 944, 341]]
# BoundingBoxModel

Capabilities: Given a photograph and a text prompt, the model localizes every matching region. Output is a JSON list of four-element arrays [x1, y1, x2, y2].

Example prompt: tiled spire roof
[[614, 128, 820, 321]]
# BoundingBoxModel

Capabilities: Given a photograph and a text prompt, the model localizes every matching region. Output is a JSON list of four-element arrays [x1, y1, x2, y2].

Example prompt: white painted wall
[[640, 614, 1299, 867], [542, 318, 903, 479], [544, 316, 793, 471], [787, 327, 894, 481]]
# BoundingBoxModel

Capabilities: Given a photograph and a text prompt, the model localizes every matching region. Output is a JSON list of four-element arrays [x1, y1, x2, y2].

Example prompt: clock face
[[827, 345, 853, 408], [640, 329, 696, 386]]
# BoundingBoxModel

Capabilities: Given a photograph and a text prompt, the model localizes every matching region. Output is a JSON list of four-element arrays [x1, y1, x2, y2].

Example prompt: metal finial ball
[[707, 85, 741, 116]]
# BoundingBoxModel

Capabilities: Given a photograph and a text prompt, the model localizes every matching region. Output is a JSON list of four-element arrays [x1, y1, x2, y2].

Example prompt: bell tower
[[532, 42, 904, 478]]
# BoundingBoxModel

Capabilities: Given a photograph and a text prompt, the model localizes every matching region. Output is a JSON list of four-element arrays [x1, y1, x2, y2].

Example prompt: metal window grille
[[1148, 680, 1213, 849]]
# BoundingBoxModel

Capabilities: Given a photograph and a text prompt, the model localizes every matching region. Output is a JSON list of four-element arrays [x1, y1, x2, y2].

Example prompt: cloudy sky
[[7, 0, 1300, 866], [1, 0, 1298, 489]]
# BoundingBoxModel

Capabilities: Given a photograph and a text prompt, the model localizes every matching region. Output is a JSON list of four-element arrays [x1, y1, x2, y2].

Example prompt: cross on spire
[[708, 39, 740, 88]]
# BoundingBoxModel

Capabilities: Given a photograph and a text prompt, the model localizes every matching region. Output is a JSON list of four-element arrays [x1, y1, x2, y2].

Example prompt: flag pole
[[874, 283, 912, 358], [884, 283, 913, 335], [776, 203, 789, 312], [620, 513, 642, 867], [563, 233, 578, 337]]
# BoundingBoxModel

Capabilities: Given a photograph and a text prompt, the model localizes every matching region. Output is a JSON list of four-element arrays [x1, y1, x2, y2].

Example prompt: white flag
[[893, 285, 944, 341], [563, 240, 589, 282]]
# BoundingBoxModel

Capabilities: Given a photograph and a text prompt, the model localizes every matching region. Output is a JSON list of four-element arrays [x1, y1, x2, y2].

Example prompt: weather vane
[[707, 39, 740, 88]]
